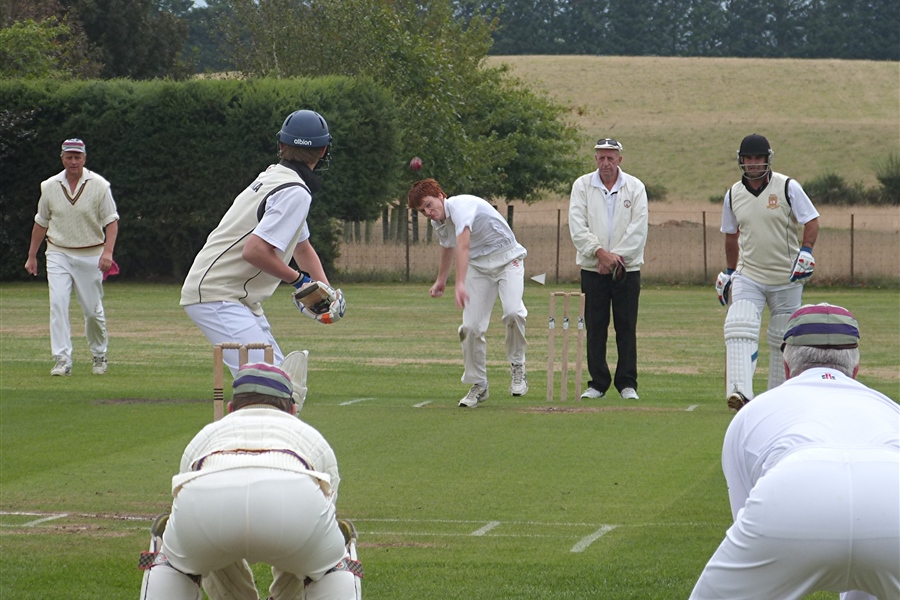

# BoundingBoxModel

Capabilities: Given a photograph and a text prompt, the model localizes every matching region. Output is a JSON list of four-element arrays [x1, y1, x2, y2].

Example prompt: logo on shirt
[[767, 194, 779, 209], [623, 199, 632, 208], [821, 373, 835, 380]]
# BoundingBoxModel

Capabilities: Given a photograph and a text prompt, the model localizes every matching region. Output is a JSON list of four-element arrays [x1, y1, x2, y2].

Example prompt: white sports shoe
[[92, 356, 108, 375], [509, 363, 528, 396], [620, 387, 639, 400], [459, 383, 489, 408], [51, 359, 71, 377], [580, 387, 605, 399]]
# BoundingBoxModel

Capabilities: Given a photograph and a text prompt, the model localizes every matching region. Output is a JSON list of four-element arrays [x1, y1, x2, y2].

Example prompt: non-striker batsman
[[716, 133, 819, 411]]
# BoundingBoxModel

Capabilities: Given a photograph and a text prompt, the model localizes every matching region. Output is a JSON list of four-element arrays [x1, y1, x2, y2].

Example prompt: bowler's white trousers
[[460, 247, 527, 386], [691, 446, 900, 600], [184, 301, 285, 376], [46, 251, 107, 363], [140, 469, 356, 600]]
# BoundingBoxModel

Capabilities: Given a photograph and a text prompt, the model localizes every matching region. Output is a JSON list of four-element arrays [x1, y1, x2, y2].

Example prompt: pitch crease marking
[[570, 525, 617, 552], [471, 521, 501, 536]]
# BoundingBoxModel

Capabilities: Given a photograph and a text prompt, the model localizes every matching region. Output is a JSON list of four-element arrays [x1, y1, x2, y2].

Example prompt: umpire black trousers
[[580, 268, 641, 394]]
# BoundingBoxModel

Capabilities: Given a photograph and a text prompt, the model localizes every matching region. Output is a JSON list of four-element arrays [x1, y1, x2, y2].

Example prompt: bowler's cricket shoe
[[92, 355, 108, 375], [51, 359, 71, 377], [459, 383, 489, 408], [509, 363, 528, 396]]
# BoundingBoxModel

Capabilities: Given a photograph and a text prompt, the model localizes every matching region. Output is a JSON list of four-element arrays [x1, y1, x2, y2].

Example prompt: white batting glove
[[715, 270, 734, 306], [790, 247, 815, 282], [318, 288, 345, 324]]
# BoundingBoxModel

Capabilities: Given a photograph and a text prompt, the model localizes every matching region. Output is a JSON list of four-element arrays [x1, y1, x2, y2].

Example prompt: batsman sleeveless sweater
[[181, 163, 310, 315], [728, 172, 800, 286]]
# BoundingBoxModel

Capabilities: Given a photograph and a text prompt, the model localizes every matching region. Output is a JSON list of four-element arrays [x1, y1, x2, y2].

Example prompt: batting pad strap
[[326, 558, 364, 580], [138, 552, 202, 585]]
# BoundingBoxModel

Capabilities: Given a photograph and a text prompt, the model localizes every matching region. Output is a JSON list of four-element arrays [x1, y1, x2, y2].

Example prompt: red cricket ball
[[409, 156, 423, 171]]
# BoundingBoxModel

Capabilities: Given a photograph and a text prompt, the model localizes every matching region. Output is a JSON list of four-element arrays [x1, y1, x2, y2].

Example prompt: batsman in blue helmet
[[180, 110, 346, 392]]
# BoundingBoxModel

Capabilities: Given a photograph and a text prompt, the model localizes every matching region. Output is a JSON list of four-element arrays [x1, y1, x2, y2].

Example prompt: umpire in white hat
[[690, 303, 899, 600]]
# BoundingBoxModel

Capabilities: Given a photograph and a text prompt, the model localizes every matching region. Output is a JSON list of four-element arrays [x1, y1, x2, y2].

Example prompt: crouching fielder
[[139, 363, 362, 600], [690, 303, 899, 600]]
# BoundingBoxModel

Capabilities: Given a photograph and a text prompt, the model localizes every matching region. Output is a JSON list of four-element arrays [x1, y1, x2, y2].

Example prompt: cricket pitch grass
[[1, 282, 897, 599]]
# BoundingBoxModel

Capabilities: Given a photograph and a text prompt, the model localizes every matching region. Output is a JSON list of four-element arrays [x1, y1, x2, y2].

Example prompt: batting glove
[[715, 269, 734, 306], [790, 247, 815, 282], [293, 282, 345, 324]]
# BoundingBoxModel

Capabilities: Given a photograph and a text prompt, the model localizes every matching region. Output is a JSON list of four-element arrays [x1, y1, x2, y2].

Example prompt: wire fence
[[336, 203, 900, 285]]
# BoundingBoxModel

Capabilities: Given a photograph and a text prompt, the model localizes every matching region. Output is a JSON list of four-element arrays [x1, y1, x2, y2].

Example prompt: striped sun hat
[[61, 138, 86, 153], [782, 303, 860, 350], [232, 362, 293, 399]]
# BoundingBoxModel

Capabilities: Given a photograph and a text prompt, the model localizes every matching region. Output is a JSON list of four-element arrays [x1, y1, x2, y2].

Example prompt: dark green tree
[[61, 0, 192, 79], [217, 0, 581, 210]]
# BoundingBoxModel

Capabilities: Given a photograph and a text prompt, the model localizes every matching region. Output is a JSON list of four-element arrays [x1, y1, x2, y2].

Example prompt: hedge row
[[0, 77, 401, 281]]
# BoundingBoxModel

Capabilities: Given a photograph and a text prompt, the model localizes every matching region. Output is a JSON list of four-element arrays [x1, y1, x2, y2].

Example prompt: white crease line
[[470, 521, 500, 536], [339, 398, 376, 406], [686, 404, 698, 411], [24, 514, 68, 527], [413, 401, 432, 408], [570, 525, 617, 552]]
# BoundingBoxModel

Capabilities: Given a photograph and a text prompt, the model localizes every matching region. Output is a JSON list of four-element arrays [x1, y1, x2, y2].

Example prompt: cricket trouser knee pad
[[767, 313, 791, 390], [724, 300, 760, 401], [139, 514, 202, 600]]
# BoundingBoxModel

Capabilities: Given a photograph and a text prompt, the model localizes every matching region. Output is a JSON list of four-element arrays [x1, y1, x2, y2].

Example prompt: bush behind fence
[[336, 204, 900, 286]]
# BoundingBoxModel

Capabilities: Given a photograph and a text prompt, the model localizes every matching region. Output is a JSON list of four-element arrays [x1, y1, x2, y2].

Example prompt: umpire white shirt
[[691, 368, 900, 600]]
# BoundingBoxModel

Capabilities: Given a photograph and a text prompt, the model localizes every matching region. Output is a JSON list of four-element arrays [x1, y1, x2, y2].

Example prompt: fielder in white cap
[[139, 362, 362, 600], [690, 303, 899, 600], [24, 138, 119, 376]]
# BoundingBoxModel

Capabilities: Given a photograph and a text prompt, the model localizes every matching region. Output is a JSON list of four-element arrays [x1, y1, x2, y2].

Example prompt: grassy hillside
[[489, 55, 899, 203]]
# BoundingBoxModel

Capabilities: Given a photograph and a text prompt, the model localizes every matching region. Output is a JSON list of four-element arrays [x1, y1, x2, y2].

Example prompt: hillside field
[[488, 55, 899, 203]]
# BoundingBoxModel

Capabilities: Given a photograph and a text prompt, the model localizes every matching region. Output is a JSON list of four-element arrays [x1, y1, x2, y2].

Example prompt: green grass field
[[1, 282, 897, 599]]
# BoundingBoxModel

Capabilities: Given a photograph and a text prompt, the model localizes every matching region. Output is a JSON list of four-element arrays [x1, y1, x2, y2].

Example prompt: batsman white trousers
[[727, 273, 803, 399], [690, 446, 900, 600], [184, 301, 284, 375], [142, 469, 354, 600], [46, 251, 108, 363], [459, 248, 527, 386]]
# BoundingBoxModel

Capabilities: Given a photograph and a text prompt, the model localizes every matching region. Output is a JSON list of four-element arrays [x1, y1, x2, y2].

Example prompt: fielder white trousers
[[459, 248, 527, 386], [141, 469, 356, 600], [691, 446, 900, 600], [184, 301, 284, 376], [46, 251, 107, 363]]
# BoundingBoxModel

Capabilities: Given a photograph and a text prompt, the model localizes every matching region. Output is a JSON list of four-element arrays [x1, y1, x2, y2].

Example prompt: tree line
[[475, 0, 898, 60], [1, 0, 896, 83]]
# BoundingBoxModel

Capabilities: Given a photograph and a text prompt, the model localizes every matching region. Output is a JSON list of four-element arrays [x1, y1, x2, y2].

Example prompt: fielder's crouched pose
[[717, 134, 819, 411], [408, 178, 528, 408], [690, 304, 899, 600], [139, 363, 361, 600]]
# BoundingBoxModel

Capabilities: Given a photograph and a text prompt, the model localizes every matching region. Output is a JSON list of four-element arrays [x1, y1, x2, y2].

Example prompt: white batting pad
[[767, 313, 791, 390], [724, 300, 761, 401], [280, 350, 309, 411]]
